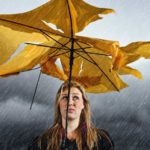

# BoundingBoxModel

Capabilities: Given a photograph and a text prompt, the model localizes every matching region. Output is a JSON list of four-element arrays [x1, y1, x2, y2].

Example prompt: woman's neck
[[62, 118, 80, 140]]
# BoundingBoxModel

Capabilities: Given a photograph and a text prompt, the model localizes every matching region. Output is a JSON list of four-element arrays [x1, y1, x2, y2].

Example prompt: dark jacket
[[27, 129, 114, 150]]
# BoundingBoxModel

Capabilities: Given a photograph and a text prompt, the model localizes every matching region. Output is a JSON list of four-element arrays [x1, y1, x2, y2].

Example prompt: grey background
[[0, 0, 150, 150]]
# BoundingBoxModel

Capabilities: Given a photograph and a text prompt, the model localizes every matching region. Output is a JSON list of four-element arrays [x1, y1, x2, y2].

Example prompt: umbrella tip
[[29, 103, 33, 110]]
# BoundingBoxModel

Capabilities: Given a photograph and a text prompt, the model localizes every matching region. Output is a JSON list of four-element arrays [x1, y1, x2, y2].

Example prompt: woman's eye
[[73, 96, 79, 100], [62, 96, 68, 100]]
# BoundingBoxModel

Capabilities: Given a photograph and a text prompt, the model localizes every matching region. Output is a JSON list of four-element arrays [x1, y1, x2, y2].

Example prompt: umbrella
[[0, 0, 150, 90], [0, 0, 150, 147]]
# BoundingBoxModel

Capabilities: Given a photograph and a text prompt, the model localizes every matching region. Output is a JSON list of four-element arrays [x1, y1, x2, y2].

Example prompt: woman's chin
[[67, 114, 77, 120]]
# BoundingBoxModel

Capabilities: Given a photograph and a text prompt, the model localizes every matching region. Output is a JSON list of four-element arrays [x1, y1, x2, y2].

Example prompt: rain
[[0, 0, 150, 149]]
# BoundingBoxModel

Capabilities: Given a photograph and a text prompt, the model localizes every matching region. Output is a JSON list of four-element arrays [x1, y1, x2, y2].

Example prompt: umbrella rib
[[75, 46, 91, 50], [1, 50, 64, 75], [0, 18, 70, 39], [76, 40, 112, 54], [25, 51, 70, 72], [40, 30, 71, 51], [15, 51, 70, 74], [21, 51, 70, 72], [46, 40, 71, 58], [26, 37, 71, 53], [22, 52, 70, 73], [30, 48, 60, 72], [12, 49, 59, 74], [30, 70, 42, 109], [74, 51, 96, 64], [73, 49, 109, 60], [49, 51, 70, 58], [75, 41, 119, 91], [7, 40, 71, 74], [25, 42, 69, 50], [76, 49, 110, 56], [75, 39, 91, 47]]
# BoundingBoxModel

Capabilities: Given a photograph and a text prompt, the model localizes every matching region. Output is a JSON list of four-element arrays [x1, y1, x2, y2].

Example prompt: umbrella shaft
[[64, 38, 75, 148]]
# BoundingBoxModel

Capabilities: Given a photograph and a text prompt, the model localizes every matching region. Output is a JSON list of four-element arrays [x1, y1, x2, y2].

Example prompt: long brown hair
[[39, 81, 98, 150]]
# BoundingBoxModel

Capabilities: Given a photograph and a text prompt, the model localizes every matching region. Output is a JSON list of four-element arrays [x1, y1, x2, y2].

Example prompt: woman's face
[[59, 87, 84, 121]]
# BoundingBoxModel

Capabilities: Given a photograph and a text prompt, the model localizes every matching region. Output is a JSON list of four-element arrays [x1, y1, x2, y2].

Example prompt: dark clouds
[[0, 72, 61, 150], [0, 71, 60, 104], [0, 69, 150, 150], [0, 93, 54, 150], [89, 74, 150, 150]]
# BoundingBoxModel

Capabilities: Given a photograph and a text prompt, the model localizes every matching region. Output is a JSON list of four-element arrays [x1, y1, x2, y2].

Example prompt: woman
[[28, 81, 114, 150]]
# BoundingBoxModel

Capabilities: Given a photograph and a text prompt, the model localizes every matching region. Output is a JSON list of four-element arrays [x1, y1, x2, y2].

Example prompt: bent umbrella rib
[[76, 41, 120, 91]]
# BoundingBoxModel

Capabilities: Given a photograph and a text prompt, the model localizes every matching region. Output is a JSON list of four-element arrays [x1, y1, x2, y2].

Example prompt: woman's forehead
[[61, 87, 82, 95]]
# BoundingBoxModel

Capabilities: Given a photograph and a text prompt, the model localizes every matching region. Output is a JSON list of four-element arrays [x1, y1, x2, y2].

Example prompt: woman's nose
[[68, 97, 74, 105]]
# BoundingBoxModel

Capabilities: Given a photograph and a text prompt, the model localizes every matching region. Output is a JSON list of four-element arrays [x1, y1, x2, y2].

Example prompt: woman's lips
[[68, 108, 75, 113]]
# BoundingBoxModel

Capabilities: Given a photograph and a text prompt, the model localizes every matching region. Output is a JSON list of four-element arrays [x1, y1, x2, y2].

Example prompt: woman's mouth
[[68, 108, 75, 113]]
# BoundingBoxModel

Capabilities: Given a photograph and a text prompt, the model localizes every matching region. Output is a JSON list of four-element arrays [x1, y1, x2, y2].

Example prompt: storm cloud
[[0, 70, 150, 150]]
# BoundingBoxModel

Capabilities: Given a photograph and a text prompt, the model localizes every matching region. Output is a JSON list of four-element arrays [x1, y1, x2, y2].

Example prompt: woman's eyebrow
[[71, 93, 80, 95], [61, 94, 68, 96], [61, 93, 80, 95]]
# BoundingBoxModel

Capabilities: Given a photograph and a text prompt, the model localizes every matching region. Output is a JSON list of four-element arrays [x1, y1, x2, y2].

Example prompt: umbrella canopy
[[0, 0, 149, 91], [0, 0, 150, 91], [0, 0, 122, 92]]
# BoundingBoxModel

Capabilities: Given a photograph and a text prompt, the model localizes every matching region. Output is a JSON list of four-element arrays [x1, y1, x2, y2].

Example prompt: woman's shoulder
[[27, 136, 40, 150], [27, 129, 50, 150], [96, 128, 114, 150]]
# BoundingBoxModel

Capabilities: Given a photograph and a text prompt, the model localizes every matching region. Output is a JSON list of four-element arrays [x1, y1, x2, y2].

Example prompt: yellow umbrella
[[0, 0, 122, 92], [0, 0, 150, 95]]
